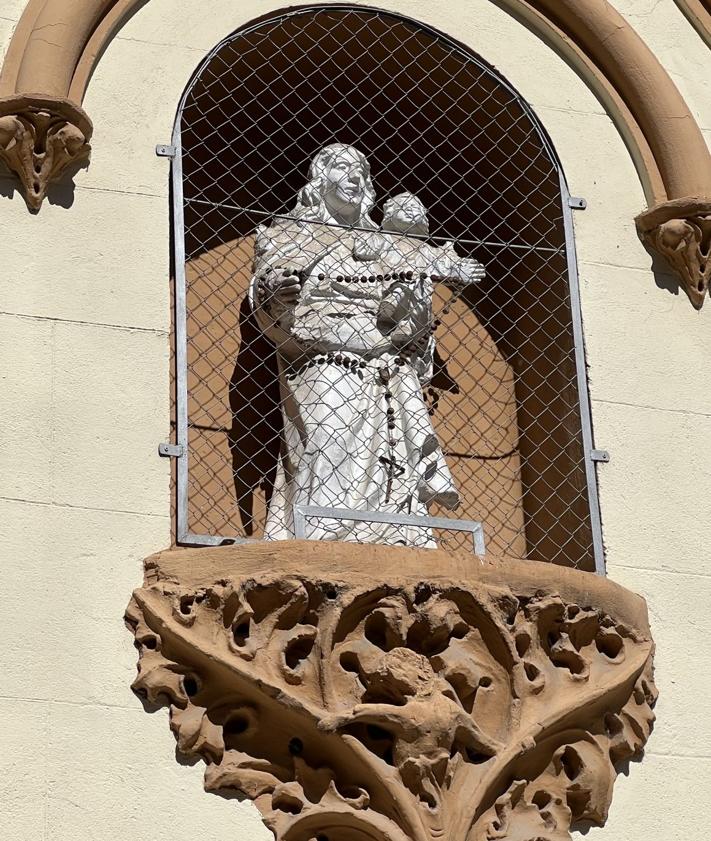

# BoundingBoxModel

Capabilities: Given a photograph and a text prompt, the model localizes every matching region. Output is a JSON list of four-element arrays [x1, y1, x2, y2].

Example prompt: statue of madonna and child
[[250, 143, 485, 546]]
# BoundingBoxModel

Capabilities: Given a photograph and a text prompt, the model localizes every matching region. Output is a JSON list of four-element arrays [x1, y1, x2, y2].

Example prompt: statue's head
[[382, 192, 430, 237], [297, 144, 376, 226]]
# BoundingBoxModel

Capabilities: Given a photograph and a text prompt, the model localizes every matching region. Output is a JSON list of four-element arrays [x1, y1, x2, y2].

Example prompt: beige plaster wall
[[1, 1, 709, 840]]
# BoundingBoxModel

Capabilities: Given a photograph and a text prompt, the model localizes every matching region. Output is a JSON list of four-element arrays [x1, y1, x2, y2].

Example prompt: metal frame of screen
[[166, 4, 606, 575]]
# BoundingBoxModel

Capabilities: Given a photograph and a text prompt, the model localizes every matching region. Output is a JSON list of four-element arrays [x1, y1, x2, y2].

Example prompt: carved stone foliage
[[0, 96, 91, 211], [637, 198, 711, 309], [126, 544, 656, 841]]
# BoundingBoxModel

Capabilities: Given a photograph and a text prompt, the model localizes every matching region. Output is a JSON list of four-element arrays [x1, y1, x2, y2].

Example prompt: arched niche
[[173, 5, 602, 572]]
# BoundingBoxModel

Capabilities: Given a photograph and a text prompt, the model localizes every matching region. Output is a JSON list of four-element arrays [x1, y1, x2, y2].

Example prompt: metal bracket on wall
[[156, 144, 176, 158], [158, 442, 184, 458], [591, 449, 610, 463], [568, 196, 587, 210]]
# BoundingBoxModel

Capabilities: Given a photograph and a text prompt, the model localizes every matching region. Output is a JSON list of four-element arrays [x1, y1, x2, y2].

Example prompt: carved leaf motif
[[170, 704, 224, 762], [126, 569, 655, 841], [482, 780, 570, 841]]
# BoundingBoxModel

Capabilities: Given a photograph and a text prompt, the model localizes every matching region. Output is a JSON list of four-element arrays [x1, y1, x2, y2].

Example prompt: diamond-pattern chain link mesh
[[172, 6, 600, 571]]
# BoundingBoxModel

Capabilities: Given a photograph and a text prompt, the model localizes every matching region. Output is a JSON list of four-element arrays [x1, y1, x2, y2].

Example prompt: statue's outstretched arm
[[432, 244, 486, 287]]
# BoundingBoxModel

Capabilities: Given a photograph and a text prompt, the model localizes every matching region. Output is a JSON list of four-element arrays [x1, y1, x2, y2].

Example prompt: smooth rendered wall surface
[[1, 1, 709, 839]]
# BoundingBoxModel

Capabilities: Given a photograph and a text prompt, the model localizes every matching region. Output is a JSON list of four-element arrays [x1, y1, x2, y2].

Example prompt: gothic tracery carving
[[126, 545, 656, 841]]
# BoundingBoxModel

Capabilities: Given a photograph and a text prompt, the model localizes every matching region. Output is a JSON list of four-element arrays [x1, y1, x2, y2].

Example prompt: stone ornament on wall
[[637, 198, 711, 309], [126, 543, 656, 841], [0, 95, 91, 211]]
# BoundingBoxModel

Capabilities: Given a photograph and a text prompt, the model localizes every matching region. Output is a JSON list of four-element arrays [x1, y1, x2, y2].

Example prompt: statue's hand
[[258, 268, 301, 310], [453, 258, 486, 285]]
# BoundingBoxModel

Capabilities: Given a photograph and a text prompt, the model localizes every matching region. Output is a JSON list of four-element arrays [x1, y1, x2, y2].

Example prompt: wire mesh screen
[[173, 6, 601, 571]]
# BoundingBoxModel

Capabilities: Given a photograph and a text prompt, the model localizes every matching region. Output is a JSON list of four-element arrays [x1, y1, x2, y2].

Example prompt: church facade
[[1, 2, 710, 840]]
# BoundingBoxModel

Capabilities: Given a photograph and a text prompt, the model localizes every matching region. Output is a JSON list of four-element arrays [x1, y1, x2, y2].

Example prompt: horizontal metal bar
[[182, 197, 564, 254], [177, 532, 256, 547], [294, 505, 486, 556], [295, 505, 483, 532], [590, 449, 610, 463], [568, 196, 587, 210]]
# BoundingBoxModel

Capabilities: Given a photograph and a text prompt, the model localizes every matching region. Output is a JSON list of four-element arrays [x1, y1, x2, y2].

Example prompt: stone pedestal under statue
[[126, 541, 656, 841]]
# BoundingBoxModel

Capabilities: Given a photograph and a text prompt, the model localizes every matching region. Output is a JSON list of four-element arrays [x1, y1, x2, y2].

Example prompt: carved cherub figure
[[319, 647, 500, 804]]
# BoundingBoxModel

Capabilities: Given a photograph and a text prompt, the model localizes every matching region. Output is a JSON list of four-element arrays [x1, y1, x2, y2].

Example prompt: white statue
[[250, 144, 484, 545]]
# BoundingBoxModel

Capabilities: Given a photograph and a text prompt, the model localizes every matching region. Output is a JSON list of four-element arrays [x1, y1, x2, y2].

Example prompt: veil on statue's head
[[293, 143, 378, 229]]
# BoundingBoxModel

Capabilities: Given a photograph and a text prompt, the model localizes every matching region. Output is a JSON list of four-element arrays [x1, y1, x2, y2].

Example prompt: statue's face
[[321, 149, 367, 221], [383, 193, 428, 235]]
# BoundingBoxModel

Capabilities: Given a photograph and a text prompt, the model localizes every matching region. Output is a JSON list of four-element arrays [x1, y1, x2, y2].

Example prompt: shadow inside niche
[[228, 295, 282, 537]]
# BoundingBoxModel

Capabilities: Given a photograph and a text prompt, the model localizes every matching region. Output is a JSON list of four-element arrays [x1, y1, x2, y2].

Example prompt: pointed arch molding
[[0, 0, 710, 306]]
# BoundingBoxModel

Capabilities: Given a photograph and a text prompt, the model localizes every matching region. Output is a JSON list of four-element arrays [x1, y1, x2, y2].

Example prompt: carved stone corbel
[[126, 542, 656, 841], [0, 95, 91, 211], [636, 198, 711, 309]]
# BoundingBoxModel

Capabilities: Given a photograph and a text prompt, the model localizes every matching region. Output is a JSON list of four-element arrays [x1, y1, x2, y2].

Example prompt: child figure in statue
[[380, 191, 485, 285], [376, 191, 485, 513], [378, 191, 485, 361], [377, 192, 434, 353]]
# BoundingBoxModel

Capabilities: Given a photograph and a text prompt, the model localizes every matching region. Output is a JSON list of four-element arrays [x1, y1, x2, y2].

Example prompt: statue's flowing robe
[[250, 217, 459, 545]]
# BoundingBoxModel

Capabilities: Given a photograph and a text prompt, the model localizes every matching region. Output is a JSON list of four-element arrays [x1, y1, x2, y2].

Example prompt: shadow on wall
[[0, 157, 88, 210], [228, 294, 281, 536], [646, 246, 686, 302]]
